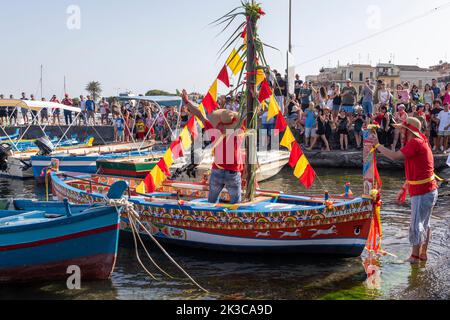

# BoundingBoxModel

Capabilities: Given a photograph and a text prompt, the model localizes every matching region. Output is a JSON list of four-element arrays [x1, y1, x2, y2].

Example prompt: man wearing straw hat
[[181, 90, 245, 204], [370, 117, 439, 263]]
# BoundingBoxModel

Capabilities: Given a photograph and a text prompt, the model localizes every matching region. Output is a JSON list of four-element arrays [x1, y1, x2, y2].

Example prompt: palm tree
[[85, 81, 102, 101]]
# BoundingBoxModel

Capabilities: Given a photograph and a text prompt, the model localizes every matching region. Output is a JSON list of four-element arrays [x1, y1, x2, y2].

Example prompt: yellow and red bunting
[[226, 49, 245, 75], [267, 95, 280, 121], [170, 138, 184, 160], [180, 127, 193, 151], [256, 69, 265, 87], [187, 116, 199, 140], [274, 113, 287, 133], [202, 80, 219, 114], [217, 65, 230, 88], [258, 79, 272, 103], [280, 127, 296, 151]]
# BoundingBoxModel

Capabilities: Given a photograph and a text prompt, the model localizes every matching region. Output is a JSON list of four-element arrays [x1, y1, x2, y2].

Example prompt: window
[[370, 72, 374, 79], [349, 71, 353, 80], [359, 72, 364, 82]]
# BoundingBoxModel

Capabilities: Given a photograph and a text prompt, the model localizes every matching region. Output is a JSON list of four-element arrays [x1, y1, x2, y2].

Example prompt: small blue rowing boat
[[0, 181, 128, 283]]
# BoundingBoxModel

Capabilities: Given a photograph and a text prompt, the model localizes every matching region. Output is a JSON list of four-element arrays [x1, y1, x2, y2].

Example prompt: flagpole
[[286, 0, 293, 100], [244, 0, 258, 202]]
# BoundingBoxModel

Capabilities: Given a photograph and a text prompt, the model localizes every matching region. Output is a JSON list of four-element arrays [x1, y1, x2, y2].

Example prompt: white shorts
[[438, 131, 450, 136], [305, 127, 317, 138]]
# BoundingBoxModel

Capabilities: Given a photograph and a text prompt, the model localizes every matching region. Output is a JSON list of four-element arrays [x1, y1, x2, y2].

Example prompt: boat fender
[[63, 199, 73, 217]]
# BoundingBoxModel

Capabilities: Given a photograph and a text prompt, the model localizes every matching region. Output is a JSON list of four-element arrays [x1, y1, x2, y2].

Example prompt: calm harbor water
[[0, 168, 449, 300]]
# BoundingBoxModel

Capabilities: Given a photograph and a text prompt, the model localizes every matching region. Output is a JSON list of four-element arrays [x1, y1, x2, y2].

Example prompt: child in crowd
[[303, 102, 317, 148], [336, 109, 350, 151], [114, 114, 125, 143], [392, 104, 408, 151], [307, 106, 331, 152], [437, 103, 450, 153], [353, 106, 365, 149], [430, 100, 443, 151], [135, 116, 146, 141]]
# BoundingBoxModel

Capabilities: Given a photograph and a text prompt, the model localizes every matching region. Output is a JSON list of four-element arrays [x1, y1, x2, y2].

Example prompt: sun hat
[[393, 117, 423, 139], [397, 104, 406, 110]]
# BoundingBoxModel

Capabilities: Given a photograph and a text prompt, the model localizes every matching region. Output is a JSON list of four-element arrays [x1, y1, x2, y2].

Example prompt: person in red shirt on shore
[[370, 117, 439, 264], [181, 90, 244, 204]]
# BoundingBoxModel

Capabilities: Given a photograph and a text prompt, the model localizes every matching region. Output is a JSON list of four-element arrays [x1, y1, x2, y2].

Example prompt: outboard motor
[[0, 143, 12, 172], [34, 137, 55, 156]]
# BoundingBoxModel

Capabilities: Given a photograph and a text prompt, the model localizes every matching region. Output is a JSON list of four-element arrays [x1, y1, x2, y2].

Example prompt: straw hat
[[393, 117, 422, 139]]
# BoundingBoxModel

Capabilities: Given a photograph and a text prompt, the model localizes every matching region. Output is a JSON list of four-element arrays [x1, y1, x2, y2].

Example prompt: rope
[[107, 198, 209, 293]]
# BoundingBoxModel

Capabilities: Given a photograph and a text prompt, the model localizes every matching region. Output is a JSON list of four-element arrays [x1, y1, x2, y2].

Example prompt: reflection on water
[[0, 168, 449, 300]]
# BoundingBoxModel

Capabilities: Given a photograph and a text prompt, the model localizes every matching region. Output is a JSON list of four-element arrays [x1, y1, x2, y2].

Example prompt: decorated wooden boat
[[50, 172, 374, 256], [49, 2, 382, 258], [0, 181, 127, 283]]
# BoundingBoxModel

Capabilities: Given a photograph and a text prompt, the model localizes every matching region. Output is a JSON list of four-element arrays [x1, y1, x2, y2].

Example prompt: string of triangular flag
[[136, 47, 316, 194]]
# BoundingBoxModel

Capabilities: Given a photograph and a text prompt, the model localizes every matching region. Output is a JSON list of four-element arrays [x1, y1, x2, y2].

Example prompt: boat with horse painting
[[49, 2, 382, 258], [0, 181, 128, 283]]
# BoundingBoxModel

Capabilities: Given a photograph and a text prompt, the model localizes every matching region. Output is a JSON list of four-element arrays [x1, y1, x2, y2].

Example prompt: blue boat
[[0, 181, 128, 283], [0, 129, 20, 142]]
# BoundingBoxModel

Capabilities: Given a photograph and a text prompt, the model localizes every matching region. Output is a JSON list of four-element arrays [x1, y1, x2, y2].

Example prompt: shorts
[[117, 130, 124, 138], [0, 109, 7, 117], [362, 101, 373, 116], [208, 169, 242, 204], [333, 105, 341, 112], [342, 105, 355, 113], [305, 127, 316, 138], [438, 131, 450, 136], [410, 190, 438, 246]]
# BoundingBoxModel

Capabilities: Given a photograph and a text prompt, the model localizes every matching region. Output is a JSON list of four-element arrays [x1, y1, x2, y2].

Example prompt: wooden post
[[244, 3, 258, 202]]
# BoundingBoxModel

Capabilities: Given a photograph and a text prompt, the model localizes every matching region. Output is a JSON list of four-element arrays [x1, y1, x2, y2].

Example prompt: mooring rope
[[108, 198, 209, 293]]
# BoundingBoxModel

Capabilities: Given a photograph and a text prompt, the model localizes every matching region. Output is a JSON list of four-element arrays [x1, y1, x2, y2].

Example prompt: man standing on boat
[[181, 90, 244, 204], [370, 117, 439, 263]]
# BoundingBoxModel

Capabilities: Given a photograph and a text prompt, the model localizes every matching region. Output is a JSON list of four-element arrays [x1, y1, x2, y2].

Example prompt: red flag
[[299, 165, 316, 189], [170, 138, 184, 159], [142, 174, 156, 194], [241, 26, 247, 39], [217, 65, 230, 88], [258, 79, 272, 103], [373, 155, 383, 189], [202, 92, 218, 114], [187, 117, 198, 140], [289, 143, 304, 168], [157, 159, 171, 177], [275, 114, 287, 133]]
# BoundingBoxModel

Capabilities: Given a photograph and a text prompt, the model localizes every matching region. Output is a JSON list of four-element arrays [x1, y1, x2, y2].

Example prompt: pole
[[40, 65, 43, 100], [244, 1, 258, 202], [286, 0, 292, 100]]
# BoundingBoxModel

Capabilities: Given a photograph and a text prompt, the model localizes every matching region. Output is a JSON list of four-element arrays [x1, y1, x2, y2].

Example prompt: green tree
[[86, 81, 102, 101], [145, 89, 176, 96]]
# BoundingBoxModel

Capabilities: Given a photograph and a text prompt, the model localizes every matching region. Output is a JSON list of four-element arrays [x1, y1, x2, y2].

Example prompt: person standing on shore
[[8, 94, 17, 126], [299, 82, 314, 112], [362, 78, 375, 117], [62, 94, 73, 125], [370, 117, 438, 264], [79, 95, 87, 125], [50, 95, 61, 125], [341, 79, 358, 115], [431, 79, 441, 103], [437, 103, 450, 153], [20, 92, 29, 125], [99, 97, 110, 125], [29, 94, 39, 125], [85, 95, 96, 125], [40, 98, 49, 124]]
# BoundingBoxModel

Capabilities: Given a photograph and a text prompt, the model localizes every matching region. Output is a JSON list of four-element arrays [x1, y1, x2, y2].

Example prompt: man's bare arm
[[377, 145, 405, 161], [182, 90, 208, 123]]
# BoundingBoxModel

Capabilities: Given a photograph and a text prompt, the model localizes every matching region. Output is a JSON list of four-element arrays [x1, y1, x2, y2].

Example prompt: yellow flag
[[226, 49, 244, 75], [163, 149, 174, 168], [136, 181, 146, 194], [180, 127, 192, 151], [256, 69, 265, 87], [294, 155, 309, 179], [151, 166, 167, 188], [209, 80, 218, 101], [267, 95, 280, 121], [280, 127, 296, 151]]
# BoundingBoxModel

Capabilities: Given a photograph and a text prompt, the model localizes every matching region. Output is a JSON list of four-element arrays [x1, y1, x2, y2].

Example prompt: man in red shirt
[[181, 90, 244, 204], [371, 117, 439, 264]]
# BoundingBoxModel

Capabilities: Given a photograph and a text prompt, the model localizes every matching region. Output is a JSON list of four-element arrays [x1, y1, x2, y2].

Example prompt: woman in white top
[[377, 83, 391, 108]]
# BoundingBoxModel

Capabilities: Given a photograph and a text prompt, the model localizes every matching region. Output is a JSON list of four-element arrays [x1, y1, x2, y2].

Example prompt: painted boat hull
[[51, 173, 374, 257], [0, 206, 120, 283]]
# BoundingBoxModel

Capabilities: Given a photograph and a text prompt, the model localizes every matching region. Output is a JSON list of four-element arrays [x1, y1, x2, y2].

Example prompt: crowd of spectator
[[256, 74, 450, 154], [2, 77, 450, 153]]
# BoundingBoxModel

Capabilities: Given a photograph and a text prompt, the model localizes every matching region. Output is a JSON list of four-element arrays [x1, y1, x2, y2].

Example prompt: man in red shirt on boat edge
[[181, 90, 245, 204], [370, 117, 439, 264]]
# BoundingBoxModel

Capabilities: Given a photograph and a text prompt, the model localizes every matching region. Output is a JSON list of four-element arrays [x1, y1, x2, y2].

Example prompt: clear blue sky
[[0, 0, 448, 98]]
